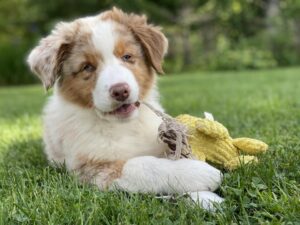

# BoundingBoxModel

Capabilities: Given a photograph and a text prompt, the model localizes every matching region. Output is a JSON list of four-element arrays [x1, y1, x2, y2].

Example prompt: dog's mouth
[[107, 101, 140, 118]]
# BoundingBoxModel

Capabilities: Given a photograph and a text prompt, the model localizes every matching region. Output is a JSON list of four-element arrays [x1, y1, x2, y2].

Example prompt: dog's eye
[[82, 64, 95, 72], [121, 54, 132, 62]]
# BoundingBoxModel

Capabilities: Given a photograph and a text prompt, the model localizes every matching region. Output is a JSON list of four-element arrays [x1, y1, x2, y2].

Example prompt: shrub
[[207, 48, 277, 70], [0, 41, 37, 85], [196, 35, 278, 70]]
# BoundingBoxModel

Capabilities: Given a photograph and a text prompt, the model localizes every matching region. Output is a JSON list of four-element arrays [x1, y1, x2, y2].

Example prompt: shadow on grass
[[0, 138, 72, 182], [1, 138, 82, 187], [1, 138, 47, 169]]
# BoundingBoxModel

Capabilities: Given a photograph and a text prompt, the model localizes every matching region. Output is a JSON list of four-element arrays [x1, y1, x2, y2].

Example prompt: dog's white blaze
[[85, 19, 140, 114], [93, 64, 140, 112], [92, 21, 116, 63]]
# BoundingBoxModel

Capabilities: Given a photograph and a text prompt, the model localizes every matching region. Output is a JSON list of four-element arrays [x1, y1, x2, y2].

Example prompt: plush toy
[[142, 102, 268, 170], [176, 113, 268, 170]]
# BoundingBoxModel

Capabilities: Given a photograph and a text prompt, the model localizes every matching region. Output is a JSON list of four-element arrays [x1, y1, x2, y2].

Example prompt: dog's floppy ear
[[27, 22, 74, 90], [132, 23, 168, 74]]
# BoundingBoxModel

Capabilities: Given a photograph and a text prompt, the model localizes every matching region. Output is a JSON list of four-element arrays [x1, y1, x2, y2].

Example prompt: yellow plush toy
[[176, 113, 268, 170], [142, 102, 268, 170]]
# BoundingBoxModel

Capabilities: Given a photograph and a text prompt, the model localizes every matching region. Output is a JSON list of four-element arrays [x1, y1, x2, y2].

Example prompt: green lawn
[[0, 67, 299, 224]]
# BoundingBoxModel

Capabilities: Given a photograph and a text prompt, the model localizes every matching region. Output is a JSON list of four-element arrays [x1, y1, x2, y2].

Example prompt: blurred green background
[[1, 0, 300, 85]]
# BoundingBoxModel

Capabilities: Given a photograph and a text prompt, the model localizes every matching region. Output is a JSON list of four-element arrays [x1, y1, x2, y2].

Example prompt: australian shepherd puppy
[[27, 8, 223, 208]]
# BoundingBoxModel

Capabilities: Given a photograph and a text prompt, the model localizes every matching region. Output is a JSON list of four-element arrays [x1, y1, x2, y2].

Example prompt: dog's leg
[[112, 156, 222, 193], [188, 191, 224, 211], [75, 156, 222, 194]]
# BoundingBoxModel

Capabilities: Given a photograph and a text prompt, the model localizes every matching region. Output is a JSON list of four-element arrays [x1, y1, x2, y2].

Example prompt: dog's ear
[[27, 22, 74, 90], [103, 7, 168, 74], [131, 23, 168, 74]]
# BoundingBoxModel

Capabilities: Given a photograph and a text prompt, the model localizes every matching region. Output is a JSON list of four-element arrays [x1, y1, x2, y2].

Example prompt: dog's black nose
[[109, 83, 130, 102]]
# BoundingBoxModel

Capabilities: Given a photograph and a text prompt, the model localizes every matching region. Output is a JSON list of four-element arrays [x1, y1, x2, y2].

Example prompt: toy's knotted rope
[[142, 102, 194, 160]]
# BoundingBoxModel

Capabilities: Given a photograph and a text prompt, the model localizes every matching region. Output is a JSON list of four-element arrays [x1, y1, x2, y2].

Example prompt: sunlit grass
[[0, 67, 299, 224]]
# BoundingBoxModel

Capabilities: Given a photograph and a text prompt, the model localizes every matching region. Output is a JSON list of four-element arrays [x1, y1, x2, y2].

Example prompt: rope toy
[[142, 102, 194, 160]]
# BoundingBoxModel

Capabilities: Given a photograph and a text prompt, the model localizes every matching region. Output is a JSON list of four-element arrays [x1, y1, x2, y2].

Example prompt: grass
[[0, 67, 300, 224]]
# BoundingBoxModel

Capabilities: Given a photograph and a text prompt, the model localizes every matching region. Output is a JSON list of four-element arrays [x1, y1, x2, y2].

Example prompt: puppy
[[27, 7, 223, 208]]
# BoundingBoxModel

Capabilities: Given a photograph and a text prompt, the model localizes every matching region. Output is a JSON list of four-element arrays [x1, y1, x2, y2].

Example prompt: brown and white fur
[[27, 8, 223, 209]]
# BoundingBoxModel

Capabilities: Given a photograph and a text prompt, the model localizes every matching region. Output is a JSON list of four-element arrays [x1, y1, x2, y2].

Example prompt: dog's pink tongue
[[115, 104, 136, 116]]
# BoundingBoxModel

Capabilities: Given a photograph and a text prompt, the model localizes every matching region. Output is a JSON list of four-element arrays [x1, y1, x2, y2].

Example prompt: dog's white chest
[[43, 96, 166, 167], [69, 114, 165, 161]]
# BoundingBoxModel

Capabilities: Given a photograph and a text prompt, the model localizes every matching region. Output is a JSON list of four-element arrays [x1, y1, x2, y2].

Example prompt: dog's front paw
[[174, 159, 223, 192], [188, 191, 224, 211]]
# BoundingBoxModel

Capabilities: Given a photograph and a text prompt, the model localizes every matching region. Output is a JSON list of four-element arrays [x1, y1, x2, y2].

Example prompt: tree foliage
[[0, 0, 299, 85]]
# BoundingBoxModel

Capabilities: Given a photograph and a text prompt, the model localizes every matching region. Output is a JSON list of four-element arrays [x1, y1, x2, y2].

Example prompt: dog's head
[[27, 7, 168, 120]]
